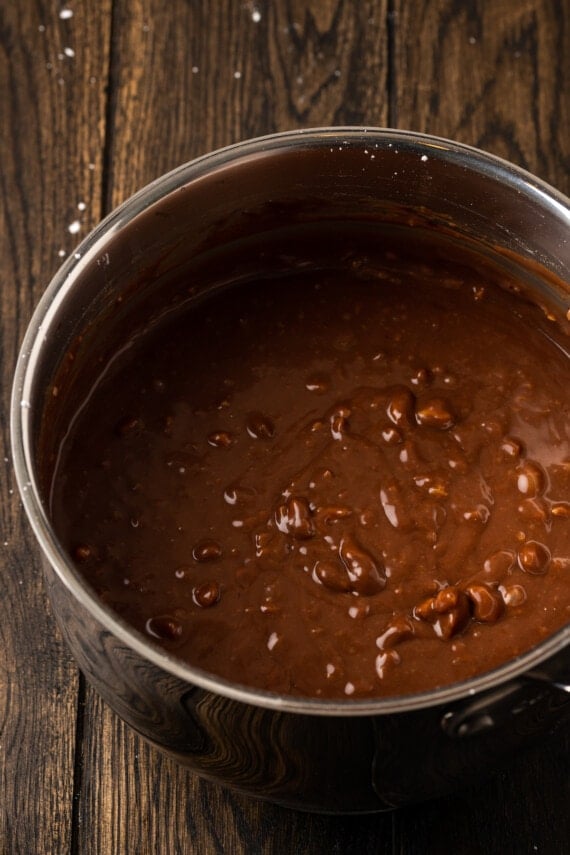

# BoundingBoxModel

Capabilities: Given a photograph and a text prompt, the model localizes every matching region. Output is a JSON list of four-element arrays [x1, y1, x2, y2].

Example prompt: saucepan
[[11, 129, 570, 812]]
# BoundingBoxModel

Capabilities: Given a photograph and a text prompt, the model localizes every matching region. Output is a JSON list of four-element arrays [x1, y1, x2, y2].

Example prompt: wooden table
[[1, 2, 569, 852]]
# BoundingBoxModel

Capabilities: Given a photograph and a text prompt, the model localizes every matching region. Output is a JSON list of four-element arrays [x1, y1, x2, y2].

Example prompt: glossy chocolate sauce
[[49, 225, 570, 698]]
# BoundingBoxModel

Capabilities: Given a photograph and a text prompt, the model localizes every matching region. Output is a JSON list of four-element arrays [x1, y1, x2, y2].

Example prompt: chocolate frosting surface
[[49, 224, 570, 699]]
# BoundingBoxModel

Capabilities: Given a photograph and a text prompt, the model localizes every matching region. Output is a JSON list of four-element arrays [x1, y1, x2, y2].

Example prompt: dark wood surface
[[1, 1, 569, 852]]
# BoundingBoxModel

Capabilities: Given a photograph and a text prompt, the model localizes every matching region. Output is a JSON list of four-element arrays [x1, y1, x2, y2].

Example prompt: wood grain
[[104, 0, 389, 208], [0, 1, 111, 852], [394, 0, 570, 190], [1, 0, 569, 853]]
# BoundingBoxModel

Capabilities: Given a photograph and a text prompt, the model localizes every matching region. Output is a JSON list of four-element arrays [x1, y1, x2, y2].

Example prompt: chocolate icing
[[48, 223, 570, 699]]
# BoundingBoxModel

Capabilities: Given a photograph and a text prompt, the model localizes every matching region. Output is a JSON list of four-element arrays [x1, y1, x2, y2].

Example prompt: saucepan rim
[[10, 127, 570, 716]]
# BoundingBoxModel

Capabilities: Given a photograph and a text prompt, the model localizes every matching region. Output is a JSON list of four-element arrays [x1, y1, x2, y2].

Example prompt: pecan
[[413, 586, 470, 639], [275, 496, 315, 540], [338, 535, 386, 595]]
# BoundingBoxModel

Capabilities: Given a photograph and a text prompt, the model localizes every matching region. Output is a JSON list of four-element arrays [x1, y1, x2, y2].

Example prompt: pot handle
[[525, 669, 570, 695], [441, 661, 570, 739]]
